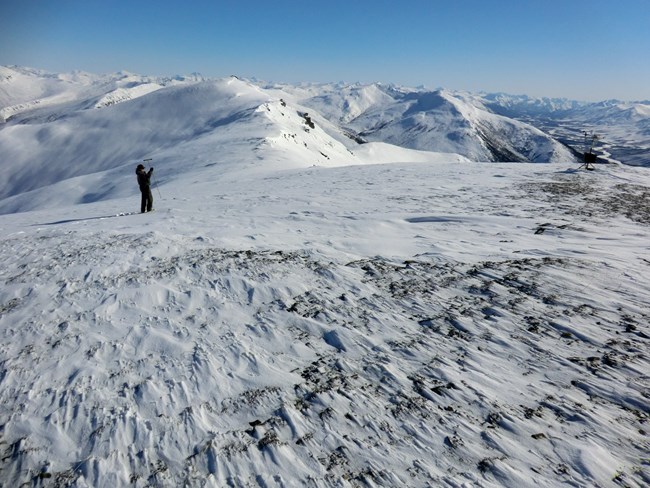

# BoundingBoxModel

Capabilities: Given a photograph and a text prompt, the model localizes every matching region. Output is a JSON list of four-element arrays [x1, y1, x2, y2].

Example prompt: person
[[135, 164, 154, 212]]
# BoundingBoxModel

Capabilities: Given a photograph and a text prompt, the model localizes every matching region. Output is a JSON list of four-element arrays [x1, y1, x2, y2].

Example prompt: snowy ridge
[[0, 69, 473, 215], [0, 77, 272, 205], [0, 67, 203, 121], [274, 82, 649, 167], [277, 83, 399, 124], [255, 99, 358, 168], [255, 98, 467, 169], [93, 83, 166, 109], [280, 84, 577, 164]]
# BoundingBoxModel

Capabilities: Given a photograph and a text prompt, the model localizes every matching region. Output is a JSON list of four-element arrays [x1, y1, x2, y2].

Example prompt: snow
[[94, 84, 165, 108], [273, 84, 578, 164], [0, 67, 649, 487], [474, 92, 650, 167]]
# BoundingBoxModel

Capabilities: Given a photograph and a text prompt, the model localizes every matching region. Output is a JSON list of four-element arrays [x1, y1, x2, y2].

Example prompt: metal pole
[[143, 158, 161, 199], [153, 176, 162, 199]]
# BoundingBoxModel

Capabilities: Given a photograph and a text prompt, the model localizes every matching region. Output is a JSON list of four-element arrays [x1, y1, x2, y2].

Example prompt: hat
[[136, 164, 144, 170]]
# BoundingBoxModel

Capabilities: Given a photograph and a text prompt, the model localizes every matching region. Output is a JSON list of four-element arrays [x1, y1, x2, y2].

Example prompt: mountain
[[269, 83, 577, 164], [477, 93, 585, 118], [2, 66, 649, 216], [269, 81, 649, 167], [471, 93, 650, 167], [354, 89, 576, 163], [0, 67, 467, 214], [0, 66, 649, 487], [0, 66, 206, 121]]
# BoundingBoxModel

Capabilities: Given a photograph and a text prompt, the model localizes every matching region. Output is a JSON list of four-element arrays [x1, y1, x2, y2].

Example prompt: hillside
[[268, 82, 650, 167], [0, 67, 468, 215], [1, 160, 649, 487], [476, 93, 650, 167], [0, 67, 649, 487], [270, 83, 577, 164]]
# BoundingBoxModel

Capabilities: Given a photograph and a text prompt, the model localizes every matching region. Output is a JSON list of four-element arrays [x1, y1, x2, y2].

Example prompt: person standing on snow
[[135, 164, 154, 213]]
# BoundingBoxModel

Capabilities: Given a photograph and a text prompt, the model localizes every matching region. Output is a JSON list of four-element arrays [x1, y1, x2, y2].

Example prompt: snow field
[[0, 161, 649, 487], [1, 65, 649, 486]]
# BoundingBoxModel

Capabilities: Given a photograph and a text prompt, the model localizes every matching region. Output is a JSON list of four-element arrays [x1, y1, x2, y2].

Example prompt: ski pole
[[153, 175, 162, 199], [143, 158, 162, 199]]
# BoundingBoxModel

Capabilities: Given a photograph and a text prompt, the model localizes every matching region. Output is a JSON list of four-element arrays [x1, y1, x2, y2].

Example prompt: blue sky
[[1, 0, 648, 101]]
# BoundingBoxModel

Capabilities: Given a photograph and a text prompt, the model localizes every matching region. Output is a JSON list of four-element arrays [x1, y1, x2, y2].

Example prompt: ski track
[[1, 163, 649, 487]]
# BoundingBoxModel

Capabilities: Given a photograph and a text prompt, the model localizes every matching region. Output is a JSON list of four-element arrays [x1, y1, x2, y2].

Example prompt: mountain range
[[1, 66, 649, 487], [2, 65, 647, 215]]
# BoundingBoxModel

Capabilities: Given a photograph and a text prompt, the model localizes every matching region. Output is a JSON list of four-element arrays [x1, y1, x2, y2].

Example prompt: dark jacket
[[136, 167, 153, 190]]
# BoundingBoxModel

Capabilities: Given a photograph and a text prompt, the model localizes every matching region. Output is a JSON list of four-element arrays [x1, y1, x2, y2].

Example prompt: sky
[[1, 0, 649, 101]]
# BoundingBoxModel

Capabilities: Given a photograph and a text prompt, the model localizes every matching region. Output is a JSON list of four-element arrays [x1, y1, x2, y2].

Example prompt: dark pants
[[140, 187, 153, 212]]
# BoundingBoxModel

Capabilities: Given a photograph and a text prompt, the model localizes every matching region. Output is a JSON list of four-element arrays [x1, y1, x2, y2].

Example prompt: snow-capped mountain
[[271, 81, 649, 167], [1, 65, 649, 215], [0, 66, 649, 487], [1, 67, 475, 214], [0, 66, 205, 122], [269, 83, 577, 163], [469, 93, 650, 167], [354, 89, 575, 163]]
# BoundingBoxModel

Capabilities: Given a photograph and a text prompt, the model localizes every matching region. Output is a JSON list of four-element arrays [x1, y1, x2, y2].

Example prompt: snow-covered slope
[[475, 93, 650, 167], [0, 77, 265, 201], [356, 90, 576, 163], [274, 83, 577, 164], [0, 160, 648, 487], [0, 69, 469, 215], [0, 66, 208, 122]]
